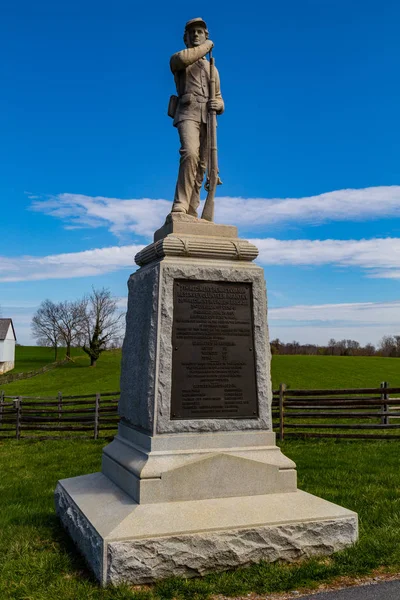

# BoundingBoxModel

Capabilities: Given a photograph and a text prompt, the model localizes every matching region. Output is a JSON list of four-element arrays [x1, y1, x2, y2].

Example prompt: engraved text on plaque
[[171, 280, 258, 419]]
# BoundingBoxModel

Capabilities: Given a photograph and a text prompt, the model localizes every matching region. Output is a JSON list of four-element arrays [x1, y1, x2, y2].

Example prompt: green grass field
[[1, 347, 121, 396], [272, 355, 400, 390], [1, 438, 400, 599], [2, 345, 85, 375], [2, 349, 400, 598], [2, 348, 400, 396]]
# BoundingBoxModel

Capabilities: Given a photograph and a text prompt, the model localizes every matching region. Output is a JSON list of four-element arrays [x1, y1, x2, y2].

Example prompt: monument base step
[[55, 472, 358, 586]]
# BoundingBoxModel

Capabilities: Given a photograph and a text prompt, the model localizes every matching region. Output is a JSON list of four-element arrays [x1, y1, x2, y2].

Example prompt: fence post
[[279, 383, 286, 441], [58, 391, 62, 422], [0, 390, 4, 427], [14, 397, 21, 440], [380, 381, 389, 425], [94, 393, 100, 440]]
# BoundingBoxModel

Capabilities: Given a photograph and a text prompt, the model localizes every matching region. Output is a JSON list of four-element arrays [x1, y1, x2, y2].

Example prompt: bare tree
[[364, 343, 376, 356], [82, 288, 123, 366], [345, 339, 360, 356], [56, 300, 87, 358], [394, 336, 400, 357], [379, 335, 397, 357], [268, 337, 380, 357], [31, 300, 61, 360]]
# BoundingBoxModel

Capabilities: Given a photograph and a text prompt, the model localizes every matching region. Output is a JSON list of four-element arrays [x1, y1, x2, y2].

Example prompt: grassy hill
[[2, 347, 400, 396], [1, 347, 121, 396], [8, 345, 84, 374]]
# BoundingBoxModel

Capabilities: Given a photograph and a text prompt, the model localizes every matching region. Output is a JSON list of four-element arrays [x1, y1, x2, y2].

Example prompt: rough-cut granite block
[[55, 473, 358, 586], [119, 257, 272, 434], [55, 482, 104, 582], [118, 264, 159, 432], [107, 518, 357, 584]]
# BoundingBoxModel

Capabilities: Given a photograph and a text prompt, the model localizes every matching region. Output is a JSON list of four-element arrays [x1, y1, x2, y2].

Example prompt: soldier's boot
[[187, 205, 198, 217], [172, 204, 187, 213]]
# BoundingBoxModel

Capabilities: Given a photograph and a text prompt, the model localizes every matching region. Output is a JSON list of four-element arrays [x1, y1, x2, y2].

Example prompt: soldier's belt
[[179, 93, 208, 106]]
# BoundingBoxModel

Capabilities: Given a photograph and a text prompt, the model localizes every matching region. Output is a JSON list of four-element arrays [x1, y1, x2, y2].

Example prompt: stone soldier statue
[[169, 18, 224, 217]]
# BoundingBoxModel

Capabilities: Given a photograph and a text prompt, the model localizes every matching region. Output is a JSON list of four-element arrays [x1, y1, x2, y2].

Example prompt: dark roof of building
[[0, 319, 16, 341]]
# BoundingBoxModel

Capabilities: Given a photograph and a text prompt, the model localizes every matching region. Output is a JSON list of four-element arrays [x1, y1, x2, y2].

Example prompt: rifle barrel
[[201, 55, 219, 222]]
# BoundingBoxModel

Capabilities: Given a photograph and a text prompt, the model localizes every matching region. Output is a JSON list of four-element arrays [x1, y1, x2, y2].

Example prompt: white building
[[0, 319, 16, 374]]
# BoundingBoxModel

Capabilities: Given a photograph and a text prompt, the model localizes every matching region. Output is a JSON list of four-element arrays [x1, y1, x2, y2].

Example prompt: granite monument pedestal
[[55, 217, 358, 585]]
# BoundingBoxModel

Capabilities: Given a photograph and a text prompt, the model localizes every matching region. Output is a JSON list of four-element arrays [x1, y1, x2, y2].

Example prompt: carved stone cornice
[[135, 235, 259, 266]]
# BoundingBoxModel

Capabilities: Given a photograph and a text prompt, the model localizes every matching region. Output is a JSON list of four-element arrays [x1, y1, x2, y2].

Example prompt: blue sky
[[1, 0, 400, 346]]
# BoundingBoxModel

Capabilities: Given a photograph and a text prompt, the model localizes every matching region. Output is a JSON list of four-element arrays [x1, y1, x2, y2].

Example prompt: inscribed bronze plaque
[[171, 280, 258, 419]]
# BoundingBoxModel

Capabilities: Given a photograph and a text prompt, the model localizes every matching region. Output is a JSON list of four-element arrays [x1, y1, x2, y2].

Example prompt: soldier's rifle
[[201, 49, 222, 221]]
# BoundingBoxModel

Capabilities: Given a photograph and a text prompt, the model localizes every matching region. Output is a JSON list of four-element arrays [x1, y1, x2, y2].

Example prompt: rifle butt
[[201, 190, 215, 221]]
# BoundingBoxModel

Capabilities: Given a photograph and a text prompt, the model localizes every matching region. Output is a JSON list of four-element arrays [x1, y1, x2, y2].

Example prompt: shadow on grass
[[59, 363, 90, 370], [51, 517, 99, 584]]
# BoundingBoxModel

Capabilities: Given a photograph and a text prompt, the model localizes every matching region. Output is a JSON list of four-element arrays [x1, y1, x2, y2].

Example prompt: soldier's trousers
[[172, 120, 207, 216]]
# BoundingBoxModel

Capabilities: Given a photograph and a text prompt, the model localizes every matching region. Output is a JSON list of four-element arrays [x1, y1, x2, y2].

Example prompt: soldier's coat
[[170, 42, 224, 126]]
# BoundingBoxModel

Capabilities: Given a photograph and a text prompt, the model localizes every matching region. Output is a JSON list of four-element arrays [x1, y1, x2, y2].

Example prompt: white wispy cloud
[[368, 271, 400, 279], [1, 237, 400, 282], [268, 301, 400, 345], [30, 194, 171, 239], [269, 301, 400, 326], [254, 237, 400, 275], [0, 245, 143, 282], [30, 186, 400, 237]]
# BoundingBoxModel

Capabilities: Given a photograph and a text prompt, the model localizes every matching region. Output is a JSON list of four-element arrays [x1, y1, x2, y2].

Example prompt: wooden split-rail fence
[[2, 382, 400, 442], [272, 382, 400, 440], [0, 391, 119, 440]]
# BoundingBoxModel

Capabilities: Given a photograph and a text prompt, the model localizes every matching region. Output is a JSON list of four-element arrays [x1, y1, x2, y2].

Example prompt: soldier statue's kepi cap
[[184, 17, 208, 31]]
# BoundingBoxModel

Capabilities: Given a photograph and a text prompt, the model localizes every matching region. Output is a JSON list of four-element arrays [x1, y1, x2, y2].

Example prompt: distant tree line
[[270, 336, 400, 357], [31, 288, 124, 366]]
